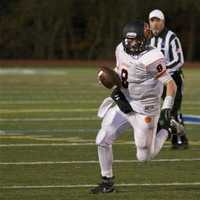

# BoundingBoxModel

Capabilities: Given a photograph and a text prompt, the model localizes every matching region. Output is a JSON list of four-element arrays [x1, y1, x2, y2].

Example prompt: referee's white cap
[[149, 9, 165, 20]]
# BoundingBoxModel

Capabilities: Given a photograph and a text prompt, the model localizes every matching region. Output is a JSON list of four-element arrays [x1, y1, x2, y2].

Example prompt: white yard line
[[0, 142, 172, 147], [0, 128, 98, 134], [0, 158, 200, 166], [0, 143, 98, 147], [0, 68, 69, 75], [0, 140, 200, 147], [0, 142, 173, 149], [0, 108, 97, 113], [0, 115, 200, 123], [0, 108, 199, 114], [0, 117, 99, 121], [0, 100, 99, 104], [0, 100, 198, 105], [1, 182, 200, 189]]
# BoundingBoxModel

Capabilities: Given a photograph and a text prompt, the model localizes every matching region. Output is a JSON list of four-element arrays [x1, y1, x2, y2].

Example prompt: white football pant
[[96, 105, 168, 177]]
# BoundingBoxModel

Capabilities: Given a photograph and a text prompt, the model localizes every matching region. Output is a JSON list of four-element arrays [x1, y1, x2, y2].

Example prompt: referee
[[148, 9, 188, 149]]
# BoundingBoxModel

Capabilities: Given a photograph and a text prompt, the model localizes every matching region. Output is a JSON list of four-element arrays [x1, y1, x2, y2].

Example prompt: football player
[[91, 21, 177, 194]]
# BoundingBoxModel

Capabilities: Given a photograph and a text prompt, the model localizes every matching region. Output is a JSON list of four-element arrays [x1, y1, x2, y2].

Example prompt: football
[[97, 66, 121, 89]]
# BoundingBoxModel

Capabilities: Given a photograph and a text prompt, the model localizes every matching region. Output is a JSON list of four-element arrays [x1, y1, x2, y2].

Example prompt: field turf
[[0, 67, 200, 200]]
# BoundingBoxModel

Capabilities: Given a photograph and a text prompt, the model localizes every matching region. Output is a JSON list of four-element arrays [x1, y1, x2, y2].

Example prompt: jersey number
[[157, 64, 163, 72], [121, 69, 129, 88]]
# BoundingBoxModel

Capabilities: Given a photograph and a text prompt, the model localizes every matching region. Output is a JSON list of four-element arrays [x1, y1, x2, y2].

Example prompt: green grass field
[[0, 67, 200, 200]]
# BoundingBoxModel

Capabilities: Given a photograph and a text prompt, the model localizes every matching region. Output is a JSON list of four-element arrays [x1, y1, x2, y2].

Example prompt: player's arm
[[158, 71, 177, 128], [158, 70, 177, 108], [165, 79, 177, 100], [97, 66, 133, 114], [166, 36, 184, 69], [151, 52, 177, 110], [147, 49, 177, 127]]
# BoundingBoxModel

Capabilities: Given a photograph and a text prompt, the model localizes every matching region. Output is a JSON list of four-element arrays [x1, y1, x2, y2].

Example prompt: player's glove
[[111, 87, 133, 114], [158, 108, 171, 129]]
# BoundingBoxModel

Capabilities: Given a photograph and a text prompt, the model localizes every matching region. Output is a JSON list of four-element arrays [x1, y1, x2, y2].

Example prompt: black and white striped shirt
[[149, 28, 184, 74]]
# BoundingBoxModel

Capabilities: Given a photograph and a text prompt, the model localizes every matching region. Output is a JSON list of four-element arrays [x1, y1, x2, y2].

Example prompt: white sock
[[151, 129, 168, 158], [98, 145, 113, 178]]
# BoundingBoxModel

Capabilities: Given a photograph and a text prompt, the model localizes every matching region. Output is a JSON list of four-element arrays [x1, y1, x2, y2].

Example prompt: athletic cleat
[[90, 176, 115, 194], [172, 134, 189, 149]]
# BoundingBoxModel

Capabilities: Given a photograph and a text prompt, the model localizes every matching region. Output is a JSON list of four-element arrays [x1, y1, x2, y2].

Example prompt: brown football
[[97, 66, 121, 89]]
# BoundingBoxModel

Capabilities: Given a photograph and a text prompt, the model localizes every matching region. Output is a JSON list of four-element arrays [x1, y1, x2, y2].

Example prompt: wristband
[[162, 96, 174, 109]]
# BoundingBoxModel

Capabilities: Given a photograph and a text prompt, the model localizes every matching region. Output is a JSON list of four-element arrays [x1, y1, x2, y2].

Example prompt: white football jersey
[[115, 42, 170, 115]]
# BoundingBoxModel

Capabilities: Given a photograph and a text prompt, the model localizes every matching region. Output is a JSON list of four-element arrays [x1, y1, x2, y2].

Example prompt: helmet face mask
[[122, 21, 147, 55], [123, 36, 145, 55]]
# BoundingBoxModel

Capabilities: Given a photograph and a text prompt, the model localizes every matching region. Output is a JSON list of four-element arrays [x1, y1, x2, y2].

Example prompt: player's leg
[[96, 106, 130, 177], [91, 105, 130, 193], [152, 122, 169, 158], [128, 114, 154, 161], [171, 70, 188, 148], [151, 115, 187, 158], [128, 113, 168, 161]]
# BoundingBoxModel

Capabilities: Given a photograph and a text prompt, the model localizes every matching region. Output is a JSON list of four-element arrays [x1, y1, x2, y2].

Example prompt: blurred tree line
[[0, 0, 200, 60]]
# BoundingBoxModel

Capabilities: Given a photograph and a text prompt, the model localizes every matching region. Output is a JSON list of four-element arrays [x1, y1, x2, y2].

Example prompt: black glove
[[158, 108, 171, 129], [111, 87, 133, 114]]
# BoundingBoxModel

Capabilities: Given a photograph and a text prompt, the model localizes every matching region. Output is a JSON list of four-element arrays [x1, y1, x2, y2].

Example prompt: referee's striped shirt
[[149, 28, 184, 74]]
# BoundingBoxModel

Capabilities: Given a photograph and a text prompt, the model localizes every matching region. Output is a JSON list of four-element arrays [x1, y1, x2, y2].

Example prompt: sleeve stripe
[[168, 43, 174, 61], [167, 53, 181, 69], [169, 34, 176, 44], [155, 37, 159, 47], [167, 38, 183, 69]]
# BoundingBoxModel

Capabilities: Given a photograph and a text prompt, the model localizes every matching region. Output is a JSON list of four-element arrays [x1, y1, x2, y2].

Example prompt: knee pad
[[96, 126, 116, 146], [96, 129, 107, 146]]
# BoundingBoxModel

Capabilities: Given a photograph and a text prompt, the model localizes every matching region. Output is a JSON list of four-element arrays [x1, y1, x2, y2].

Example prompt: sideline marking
[[1, 182, 200, 189], [0, 158, 200, 165]]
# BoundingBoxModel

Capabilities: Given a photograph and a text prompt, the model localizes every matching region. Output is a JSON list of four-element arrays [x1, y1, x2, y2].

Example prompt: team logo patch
[[144, 105, 154, 112], [144, 116, 152, 123]]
